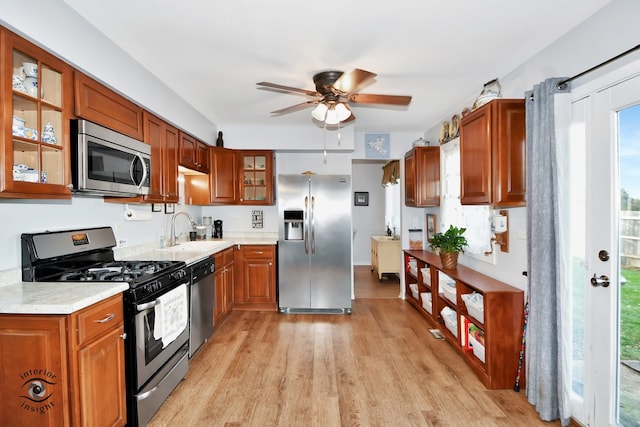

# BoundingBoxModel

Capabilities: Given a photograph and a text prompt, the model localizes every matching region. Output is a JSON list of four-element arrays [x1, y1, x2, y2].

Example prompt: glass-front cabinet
[[238, 150, 274, 205], [2, 29, 72, 198]]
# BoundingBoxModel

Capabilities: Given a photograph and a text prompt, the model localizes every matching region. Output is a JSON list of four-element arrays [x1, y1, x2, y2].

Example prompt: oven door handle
[[136, 301, 157, 312]]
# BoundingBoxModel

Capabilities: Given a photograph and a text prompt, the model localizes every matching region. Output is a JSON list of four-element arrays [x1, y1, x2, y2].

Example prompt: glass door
[[567, 64, 640, 427], [4, 30, 71, 197]]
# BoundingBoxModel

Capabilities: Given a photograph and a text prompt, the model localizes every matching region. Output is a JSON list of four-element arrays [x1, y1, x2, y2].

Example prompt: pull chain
[[323, 122, 327, 163]]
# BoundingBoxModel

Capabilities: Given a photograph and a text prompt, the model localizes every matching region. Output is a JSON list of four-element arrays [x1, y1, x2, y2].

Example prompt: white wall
[[0, 197, 202, 272], [422, 0, 640, 292], [0, 0, 217, 143], [352, 161, 386, 265]]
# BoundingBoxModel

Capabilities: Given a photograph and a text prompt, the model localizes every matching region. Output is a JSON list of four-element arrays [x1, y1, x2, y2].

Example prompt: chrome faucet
[[170, 211, 197, 246]]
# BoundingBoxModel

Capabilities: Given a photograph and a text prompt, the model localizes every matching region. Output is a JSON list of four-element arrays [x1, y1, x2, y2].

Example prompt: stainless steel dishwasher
[[189, 256, 216, 357]]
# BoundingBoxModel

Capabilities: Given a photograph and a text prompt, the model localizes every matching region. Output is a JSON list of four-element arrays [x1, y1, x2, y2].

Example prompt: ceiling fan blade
[[348, 93, 412, 106], [332, 69, 377, 94], [257, 81, 318, 97], [270, 100, 318, 115]]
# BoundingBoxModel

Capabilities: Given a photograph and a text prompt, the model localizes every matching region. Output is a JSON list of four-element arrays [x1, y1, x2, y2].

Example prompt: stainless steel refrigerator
[[278, 173, 352, 313]]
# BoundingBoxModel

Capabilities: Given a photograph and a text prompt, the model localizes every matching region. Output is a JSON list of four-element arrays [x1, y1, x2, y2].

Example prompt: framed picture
[[426, 214, 437, 240], [152, 203, 162, 213], [354, 192, 369, 206], [364, 133, 390, 159], [164, 203, 175, 214]]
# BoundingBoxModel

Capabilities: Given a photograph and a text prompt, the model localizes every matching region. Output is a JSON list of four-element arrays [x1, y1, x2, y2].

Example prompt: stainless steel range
[[21, 226, 190, 427]]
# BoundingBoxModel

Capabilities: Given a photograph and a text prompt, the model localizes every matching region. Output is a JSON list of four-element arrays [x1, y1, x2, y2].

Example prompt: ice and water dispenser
[[283, 210, 304, 240]]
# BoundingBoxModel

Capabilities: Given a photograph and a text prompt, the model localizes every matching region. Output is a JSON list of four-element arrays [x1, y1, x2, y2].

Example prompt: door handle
[[590, 274, 610, 287]]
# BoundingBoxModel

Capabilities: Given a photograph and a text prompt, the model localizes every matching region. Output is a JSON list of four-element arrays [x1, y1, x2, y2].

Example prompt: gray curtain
[[525, 77, 570, 426]]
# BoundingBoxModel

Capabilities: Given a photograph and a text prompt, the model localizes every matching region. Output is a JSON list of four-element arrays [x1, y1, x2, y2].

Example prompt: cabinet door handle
[[253, 251, 264, 255], [120, 332, 127, 340], [94, 313, 116, 323]]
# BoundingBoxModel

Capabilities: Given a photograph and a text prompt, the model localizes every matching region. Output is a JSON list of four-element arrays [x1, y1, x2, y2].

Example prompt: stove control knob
[[173, 269, 187, 280]]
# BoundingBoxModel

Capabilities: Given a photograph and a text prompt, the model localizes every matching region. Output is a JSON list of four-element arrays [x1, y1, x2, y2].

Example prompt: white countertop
[[0, 282, 129, 315], [371, 235, 401, 242], [0, 235, 278, 315], [117, 236, 278, 265]]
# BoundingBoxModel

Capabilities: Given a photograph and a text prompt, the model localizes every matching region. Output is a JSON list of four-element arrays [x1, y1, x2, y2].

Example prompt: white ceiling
[[62, 0, 611, 133]]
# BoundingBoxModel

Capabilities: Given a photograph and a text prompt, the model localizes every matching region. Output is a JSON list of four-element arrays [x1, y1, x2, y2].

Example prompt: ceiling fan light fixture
[[311, 103, 328, 121], [324, 106, 340, 125], [334, 102, 351, 121]]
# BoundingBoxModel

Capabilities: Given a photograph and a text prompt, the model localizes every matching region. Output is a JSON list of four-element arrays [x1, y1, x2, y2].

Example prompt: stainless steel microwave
[[71, 119, 151, 197]]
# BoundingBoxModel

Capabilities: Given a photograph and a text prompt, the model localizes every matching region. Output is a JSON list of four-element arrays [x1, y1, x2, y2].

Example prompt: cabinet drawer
[[240, 245, 274, 258], [222, 247, 235, 265], [76, 295, 124, 346]]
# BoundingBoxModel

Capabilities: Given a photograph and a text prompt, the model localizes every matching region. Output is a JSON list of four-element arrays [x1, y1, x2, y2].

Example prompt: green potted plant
[[428, 225, 468, 269]]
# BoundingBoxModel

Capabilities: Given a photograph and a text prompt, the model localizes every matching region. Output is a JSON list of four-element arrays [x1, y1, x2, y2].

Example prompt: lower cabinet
[[370, 236, 401, 280], [0, 294, 126, 427], [214, 247, 235, 325], [233, 244, 277, 311], [403, 250, 524, 390]]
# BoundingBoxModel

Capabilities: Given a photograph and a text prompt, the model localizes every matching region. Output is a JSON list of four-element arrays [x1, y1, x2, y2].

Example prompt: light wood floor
[[148, 266, 562, 426]]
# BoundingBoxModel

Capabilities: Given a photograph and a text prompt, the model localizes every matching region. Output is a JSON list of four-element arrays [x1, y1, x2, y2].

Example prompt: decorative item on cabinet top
[[472, 78, 502, 110]]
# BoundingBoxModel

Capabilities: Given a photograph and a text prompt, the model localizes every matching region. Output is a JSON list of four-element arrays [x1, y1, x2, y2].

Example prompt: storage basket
[[461, 292, 484, 323], [421, 292, 432, 314], [442, 283, 457, 303], [409, 265, 418, 277], [420, 267, 431, 285], [468, 333, 486, 364], [409, 283, 419, 300], [438, 272, 455, 286], [441, 307, 458, 338]]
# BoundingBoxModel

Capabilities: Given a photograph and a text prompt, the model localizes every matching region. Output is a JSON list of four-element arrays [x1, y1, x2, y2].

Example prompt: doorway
[[351, 159, 402, 298], [567, 62, 640, 427]]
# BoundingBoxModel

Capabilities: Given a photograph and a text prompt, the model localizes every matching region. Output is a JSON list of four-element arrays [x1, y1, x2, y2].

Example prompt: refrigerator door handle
[[311, 196, 316, 254], [304, 196, 309, 254]]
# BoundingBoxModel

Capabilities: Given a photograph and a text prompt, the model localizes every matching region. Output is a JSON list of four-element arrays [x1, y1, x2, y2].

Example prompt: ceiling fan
[[256, 68, 412, 125]]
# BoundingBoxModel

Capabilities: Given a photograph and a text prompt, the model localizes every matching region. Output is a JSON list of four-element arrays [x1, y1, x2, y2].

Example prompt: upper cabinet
[[459, 99, 526, 206], [179, 131, 210, 174], [184, 148, 276, 206], [209, 147, 238, 204], [238, 151, 274, 205], [74, 72, 144, 140], [1, 29, 73, 199], [143, 112, 179, 203], [404, 146, 440, 207]]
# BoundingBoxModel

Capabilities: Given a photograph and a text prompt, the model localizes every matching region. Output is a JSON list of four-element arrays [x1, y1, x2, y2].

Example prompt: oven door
[[133, 282, 190, 389]]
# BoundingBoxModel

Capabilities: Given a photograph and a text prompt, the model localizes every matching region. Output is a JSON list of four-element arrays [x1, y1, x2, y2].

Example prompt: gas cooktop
[[57, 260, 183, 283]]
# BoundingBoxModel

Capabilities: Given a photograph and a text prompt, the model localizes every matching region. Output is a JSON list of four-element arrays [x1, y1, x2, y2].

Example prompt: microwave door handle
[[130, 153, 148, 189]]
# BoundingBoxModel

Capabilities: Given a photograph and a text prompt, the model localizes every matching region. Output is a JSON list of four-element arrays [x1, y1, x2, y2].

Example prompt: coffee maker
[[213, 220, 223, 239]]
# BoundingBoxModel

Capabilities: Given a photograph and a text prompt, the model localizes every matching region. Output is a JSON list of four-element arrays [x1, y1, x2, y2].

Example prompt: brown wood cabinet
[[179, 131, 210, 173], [0, 294, 126, 427], [238, 151, 275, 205], [74, 72, 144, 141], [1, 28, 73, 199], [459, 99, 526, 206], [143, 112, 179, 203], [233, 245, 277, 311], [403, 250, 524, 389], [209, 147, 238, 204], [214, 247, 235, 325], [404, 146, 440, 207]]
